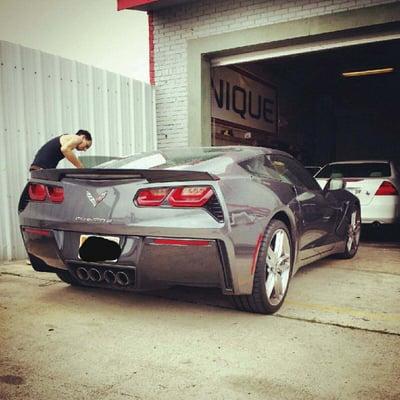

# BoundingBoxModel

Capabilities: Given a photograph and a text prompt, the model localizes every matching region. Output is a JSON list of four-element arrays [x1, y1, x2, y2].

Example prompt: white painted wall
[[0, 0, 149, 82]]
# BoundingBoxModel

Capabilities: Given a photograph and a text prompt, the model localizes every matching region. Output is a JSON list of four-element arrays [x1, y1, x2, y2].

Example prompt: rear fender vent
[[217, 240, 233, 292], [205, 195, 224, 222]]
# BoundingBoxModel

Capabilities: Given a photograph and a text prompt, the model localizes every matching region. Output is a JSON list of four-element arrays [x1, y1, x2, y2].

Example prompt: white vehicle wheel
[[233, 220, 292, 314], [338, 205, 361, 259]]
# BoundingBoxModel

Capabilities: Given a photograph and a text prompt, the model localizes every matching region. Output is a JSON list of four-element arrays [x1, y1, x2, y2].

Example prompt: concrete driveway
[[1, 240, 399, 400]]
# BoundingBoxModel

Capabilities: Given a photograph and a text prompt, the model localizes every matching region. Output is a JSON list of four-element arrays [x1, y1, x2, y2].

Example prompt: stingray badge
[[86, 190, 108, 207]]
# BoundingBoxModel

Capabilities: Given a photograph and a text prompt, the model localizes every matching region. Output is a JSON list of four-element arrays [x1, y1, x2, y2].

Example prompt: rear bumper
[[362, 217, 400, 224], [361, 196, 400, 224], [21, 227, 234, 294]]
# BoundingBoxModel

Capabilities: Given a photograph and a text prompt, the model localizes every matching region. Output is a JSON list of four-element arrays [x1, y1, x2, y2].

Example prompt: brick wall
[[152, 0, 395, 148]]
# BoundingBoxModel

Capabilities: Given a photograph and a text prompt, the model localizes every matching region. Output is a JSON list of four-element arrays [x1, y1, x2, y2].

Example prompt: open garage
[[209, 32, 400, 233], [210, 39, 400, 166]]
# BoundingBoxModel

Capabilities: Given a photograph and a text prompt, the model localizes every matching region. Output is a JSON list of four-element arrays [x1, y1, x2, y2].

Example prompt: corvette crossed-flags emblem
[[86, 190, 108, 207]]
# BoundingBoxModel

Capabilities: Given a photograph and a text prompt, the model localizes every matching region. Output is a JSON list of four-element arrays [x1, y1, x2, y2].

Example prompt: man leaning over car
[[29, 129, 92, 172]]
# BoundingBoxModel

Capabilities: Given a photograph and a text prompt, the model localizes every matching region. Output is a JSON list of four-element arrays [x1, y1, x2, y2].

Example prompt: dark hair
[[76, 129, 92, 141]]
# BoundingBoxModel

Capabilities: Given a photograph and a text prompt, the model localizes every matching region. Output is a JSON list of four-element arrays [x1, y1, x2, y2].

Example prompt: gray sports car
[[18, 146, 361, 314]]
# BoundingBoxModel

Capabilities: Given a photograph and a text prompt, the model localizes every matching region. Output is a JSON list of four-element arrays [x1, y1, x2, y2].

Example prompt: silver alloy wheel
[[347, 210, 361, 252], [265, 228, 291, 306]]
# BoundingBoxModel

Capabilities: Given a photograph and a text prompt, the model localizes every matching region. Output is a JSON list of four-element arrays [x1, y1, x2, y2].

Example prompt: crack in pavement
[[322, 267, 400, 277], [0, 272, 59, 282], [0, 272, 22, 278], [274, 314, 400, 337], [141, 292, 400, 337]]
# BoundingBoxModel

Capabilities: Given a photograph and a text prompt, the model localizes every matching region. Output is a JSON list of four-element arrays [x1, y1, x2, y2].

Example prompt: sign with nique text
[[211, 67, 277, 134]]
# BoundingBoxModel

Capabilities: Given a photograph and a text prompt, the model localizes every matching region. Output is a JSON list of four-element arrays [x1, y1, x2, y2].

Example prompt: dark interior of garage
[[212, 39, 400, 168]]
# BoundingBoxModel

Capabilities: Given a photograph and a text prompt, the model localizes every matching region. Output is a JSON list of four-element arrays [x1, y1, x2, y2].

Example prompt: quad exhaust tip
[[88, 268, 102, 282], [75, 267, 131, 286], [104, 270, 116, 284], [76, 267, 89, 281], [115, 271, 130, 286]]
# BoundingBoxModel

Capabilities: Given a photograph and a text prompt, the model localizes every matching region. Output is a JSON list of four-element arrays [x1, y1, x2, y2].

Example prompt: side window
[[268, 155, 320, 190], [240, 156, 281, 180]]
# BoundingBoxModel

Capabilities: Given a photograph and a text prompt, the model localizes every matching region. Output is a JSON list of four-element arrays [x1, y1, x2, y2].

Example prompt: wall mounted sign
[[211, 66, 277, 134]]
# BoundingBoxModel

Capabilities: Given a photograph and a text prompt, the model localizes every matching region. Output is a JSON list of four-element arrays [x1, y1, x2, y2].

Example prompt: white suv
[[315, 160, 400, 225]]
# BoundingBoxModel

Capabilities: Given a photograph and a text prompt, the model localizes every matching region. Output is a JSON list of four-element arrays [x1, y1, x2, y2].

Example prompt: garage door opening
[[211, 39, 400, 167]]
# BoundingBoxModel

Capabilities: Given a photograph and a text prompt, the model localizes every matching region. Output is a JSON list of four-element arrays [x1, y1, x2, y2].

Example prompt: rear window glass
[[316, 163, 391, 178], [79, 156, 122, 168], [101, 148, 241, 171]]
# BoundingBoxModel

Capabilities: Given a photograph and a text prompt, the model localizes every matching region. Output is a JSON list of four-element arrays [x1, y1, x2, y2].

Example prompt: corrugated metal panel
[[0, 40, 156, 261]]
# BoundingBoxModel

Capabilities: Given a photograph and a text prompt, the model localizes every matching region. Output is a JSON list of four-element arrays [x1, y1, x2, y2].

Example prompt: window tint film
[[240, 155, 320, 190], [239, 156, 281, 180], [316, 163, 391, 178], [268, 155, 321, 190]]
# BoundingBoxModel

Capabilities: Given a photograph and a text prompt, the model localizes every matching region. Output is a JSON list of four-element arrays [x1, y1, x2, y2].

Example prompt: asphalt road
[[1, 241, 400, 400]]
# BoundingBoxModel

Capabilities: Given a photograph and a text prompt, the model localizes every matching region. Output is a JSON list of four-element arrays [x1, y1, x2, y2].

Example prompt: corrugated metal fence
[[0, 41, 156, 261]]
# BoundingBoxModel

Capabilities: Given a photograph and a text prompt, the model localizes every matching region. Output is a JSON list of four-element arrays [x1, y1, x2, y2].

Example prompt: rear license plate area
[[79, 235, 121, 262]]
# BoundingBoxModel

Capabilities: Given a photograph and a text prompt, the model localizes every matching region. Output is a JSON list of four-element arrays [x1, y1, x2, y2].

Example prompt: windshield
[[316, 162, 391, 178]]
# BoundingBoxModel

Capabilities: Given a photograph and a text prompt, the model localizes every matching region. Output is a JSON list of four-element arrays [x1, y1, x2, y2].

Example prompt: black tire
[[56, 270, 81, 286], [232, 220, 293, 314], [337, 205, 361, 259]]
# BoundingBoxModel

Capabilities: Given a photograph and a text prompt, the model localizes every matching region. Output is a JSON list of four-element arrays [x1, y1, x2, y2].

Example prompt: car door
[[267, 154, 339, 260]]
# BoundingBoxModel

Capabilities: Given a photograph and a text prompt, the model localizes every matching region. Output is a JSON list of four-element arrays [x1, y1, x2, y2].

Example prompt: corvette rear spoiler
[[30, 168, 218, 183]]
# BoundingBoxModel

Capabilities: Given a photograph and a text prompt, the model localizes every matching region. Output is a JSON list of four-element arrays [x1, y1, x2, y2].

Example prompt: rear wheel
[[338, 205, 361, 259], [233, 220, 292, 314], [56, 270, 81, 286]]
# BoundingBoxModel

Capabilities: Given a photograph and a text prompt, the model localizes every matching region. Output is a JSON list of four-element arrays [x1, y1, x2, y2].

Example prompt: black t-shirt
[[31, 135, 65, 169]]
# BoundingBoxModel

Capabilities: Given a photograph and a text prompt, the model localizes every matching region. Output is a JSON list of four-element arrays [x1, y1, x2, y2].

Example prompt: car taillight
[[135, 186, 214, 207], [28, 183, 64, 203], [47, 186, 64, 203], [375, 181, 398, 196], [168, 186, 213, 207], [135, 188, 170, 206], [134, 186, 223, 221], [28, 184, 47, 201]]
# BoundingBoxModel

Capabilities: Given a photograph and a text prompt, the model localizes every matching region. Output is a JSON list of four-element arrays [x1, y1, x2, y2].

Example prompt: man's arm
[[60, 136, 85, 168]]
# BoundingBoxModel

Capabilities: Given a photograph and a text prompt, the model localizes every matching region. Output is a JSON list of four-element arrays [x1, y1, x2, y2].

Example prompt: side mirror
[[323, 178, 346, 193]]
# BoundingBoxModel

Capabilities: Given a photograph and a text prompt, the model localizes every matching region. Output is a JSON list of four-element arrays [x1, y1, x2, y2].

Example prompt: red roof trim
[[118, 0, 194, 11], [117, 0, 159, 11]]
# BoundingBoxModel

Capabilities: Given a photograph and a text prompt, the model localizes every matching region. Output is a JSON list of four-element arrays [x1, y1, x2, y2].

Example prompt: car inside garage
[[211, 37, 400, 237], [211, 38, 400, 167]]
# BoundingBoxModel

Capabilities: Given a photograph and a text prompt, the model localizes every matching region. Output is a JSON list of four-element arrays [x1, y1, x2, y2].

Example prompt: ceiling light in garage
[[342, 67, 394, 77]]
